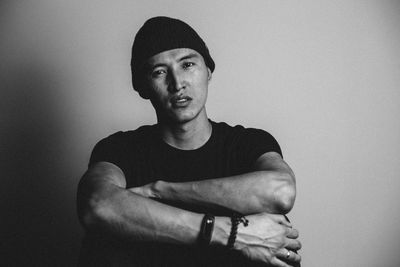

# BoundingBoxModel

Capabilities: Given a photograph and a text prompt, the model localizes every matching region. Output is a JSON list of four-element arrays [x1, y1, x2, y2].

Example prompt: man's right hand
[[235, 213, 301, 266], [213, 213, 301, 267]]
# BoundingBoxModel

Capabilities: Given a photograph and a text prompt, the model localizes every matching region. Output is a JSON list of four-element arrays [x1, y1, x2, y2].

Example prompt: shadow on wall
[[1, 60, 82, 266]]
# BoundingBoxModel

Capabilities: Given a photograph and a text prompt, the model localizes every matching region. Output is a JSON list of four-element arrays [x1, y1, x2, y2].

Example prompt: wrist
[[210, 216, 231, 246], [210, 215, 250, 251], [227, 215, 249, 249], [198, 214, 215, 246]]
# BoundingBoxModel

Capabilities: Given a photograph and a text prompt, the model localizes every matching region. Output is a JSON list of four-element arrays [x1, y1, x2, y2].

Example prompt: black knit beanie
[[131, 16, 215, 94]]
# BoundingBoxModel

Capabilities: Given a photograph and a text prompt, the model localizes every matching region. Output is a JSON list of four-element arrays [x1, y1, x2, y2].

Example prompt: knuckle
[[270, 257, 282, 266], [297, 254, 302, 262], [284, 227, 291, 235], [276, 235, 286, 245], [293, 253, 301, 263], [293, 240, 301, 249], [274, 248, 282, 257]]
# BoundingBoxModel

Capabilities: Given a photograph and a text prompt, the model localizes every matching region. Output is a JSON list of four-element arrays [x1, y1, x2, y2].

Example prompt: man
[[77, 16, 301, 267]]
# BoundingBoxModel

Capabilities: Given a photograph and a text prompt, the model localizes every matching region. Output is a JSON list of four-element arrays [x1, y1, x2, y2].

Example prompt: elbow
[[78, 202, 97, 230], [272, 182, 296, 214], [257, 172, 296, 214], [77, 193, 114, 231], [77, 198, 100, 230]]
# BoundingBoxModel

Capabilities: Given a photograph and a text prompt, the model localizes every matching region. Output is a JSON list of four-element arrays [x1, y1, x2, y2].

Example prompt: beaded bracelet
[[227, 214, 249, 249]]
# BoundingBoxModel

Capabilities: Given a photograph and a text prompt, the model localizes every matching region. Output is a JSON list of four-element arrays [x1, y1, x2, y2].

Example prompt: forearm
[[151, 170, 296, 215], [77, 163, 301, 265], [77, 163, 203, 245]]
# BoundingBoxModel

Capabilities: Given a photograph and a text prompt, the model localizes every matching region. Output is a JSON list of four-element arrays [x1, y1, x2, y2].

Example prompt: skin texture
[[144, 48, 213, 150], [129, 152, 296, 215], [145, 48, 211, 126], [77, 48, 301, 266]]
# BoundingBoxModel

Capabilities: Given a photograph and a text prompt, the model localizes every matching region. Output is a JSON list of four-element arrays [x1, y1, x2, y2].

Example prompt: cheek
[[199, 75, 210, 95], [148, 82, 167, 98], [193, 71, 209, 87]]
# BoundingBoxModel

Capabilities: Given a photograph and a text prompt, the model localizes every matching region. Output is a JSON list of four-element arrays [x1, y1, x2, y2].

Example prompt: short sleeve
[[89, 132, 126, 168], [237, 128, 282, 169]]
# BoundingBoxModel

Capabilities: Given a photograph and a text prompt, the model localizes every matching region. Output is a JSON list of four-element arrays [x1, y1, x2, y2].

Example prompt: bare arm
[[77, 161, 203, 244], [129, 152, 296, 215], [77, 161, 301, 266]]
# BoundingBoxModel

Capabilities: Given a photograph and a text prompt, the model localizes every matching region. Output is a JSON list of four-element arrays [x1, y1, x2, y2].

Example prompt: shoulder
[[211, 120, 278, 142], [89, 124, 156, 166], [95, 125, 156, 145], [211, 120, 282, 157], [211, 120, 247, 139]]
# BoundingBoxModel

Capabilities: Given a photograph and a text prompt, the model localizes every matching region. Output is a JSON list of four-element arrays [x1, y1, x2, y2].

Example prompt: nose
[[168, 69, 186, 93]]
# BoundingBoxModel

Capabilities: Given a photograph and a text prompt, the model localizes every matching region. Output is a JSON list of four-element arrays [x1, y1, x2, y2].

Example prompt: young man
[[77, 16, 301, 267]]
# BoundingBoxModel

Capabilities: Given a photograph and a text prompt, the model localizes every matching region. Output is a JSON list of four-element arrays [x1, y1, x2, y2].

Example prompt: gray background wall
[[1, 1, 399, 266]]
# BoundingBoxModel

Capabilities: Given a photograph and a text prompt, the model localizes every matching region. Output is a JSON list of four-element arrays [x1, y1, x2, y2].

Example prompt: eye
[[151, 69, 166, 78], [182, 62, 195, 69]]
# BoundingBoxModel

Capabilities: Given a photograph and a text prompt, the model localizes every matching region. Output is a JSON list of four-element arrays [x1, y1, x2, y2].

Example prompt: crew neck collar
[[156, 120, 215, 152]]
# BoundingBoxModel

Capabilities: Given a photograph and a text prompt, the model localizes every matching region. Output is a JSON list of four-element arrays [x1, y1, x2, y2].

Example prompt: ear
[[207, 68, 212, 82]]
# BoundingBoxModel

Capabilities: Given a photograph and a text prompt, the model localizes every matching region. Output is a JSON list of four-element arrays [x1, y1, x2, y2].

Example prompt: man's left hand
[[129, 182, 160, 199]]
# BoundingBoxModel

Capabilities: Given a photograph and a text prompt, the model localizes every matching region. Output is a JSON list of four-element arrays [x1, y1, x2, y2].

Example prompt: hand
[[234, 213, 301, 267], [128, 182, 161, 199]]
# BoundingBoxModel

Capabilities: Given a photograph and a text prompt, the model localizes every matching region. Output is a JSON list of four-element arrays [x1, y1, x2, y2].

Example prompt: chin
[[171, 115, 195, 124], [168, 110, 199, 124], [157, 105, 206, 125]]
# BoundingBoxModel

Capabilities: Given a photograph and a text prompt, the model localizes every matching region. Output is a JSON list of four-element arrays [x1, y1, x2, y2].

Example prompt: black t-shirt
[[79, 120, 282, 267]]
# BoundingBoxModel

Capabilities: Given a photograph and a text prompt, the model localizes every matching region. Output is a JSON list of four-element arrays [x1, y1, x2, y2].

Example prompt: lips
[[170, 95, 192, 107]]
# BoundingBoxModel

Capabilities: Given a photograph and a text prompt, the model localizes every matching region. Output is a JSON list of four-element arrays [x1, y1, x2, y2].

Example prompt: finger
[[282, 215, 293, 228], [270, 256, 292, 267], [128, 187, 140, 193], [286, 228, 299, 239], [285, 238, 302, 251], [128, 187, 146, 197], [277, 249, 301, 263], [269, 214, 292, 227], [280, 220, 292, 228]]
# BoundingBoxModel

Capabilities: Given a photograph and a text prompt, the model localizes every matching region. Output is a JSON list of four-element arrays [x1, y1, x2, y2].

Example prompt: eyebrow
[[148, 52, 200, 71], [149, 63, 167, 71], [177, 53, 200, 62]]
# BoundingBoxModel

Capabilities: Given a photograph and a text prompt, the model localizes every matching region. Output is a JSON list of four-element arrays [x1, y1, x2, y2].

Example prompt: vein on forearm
[[158, 170, 295, 215], [77, 162, 203, 245]]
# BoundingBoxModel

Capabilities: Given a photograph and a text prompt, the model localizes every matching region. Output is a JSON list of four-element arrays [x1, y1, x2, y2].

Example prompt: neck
[[157, 111, 212, 150]]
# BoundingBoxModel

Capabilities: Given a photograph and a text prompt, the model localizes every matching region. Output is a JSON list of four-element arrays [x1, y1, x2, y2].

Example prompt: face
[[144, 48, 211, 124]]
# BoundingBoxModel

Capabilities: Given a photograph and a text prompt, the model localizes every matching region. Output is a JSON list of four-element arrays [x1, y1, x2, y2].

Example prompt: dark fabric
[[79, 120, 282, 267], [131, 16, 215, 93]]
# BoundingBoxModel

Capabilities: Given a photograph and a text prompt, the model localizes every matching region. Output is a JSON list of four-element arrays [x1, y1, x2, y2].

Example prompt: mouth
[[171, 95, 192, 107]]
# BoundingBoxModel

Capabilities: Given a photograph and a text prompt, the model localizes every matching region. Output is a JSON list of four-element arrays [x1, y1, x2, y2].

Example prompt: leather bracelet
[[227, 214, 249, 249], [199, 214, 215, 246]]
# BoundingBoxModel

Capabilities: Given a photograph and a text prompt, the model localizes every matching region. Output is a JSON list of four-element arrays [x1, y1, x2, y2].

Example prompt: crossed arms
[[77, 151, 301, 266]]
